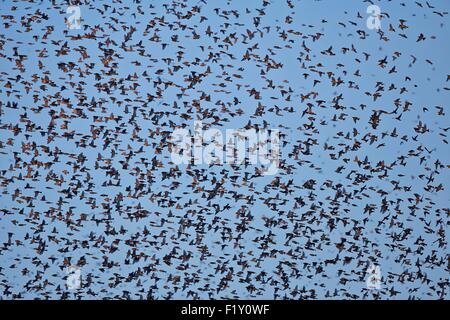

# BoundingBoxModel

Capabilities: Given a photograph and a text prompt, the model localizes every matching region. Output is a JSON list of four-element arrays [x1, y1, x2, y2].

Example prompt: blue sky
[[0, 0, 449, 299]]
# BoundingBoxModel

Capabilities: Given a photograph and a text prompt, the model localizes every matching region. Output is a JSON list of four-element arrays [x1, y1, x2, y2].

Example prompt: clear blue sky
[[0, 0, 449, 299]]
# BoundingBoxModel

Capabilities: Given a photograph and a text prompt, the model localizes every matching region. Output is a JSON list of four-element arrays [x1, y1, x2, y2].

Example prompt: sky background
[[0, 0, 449, 299]]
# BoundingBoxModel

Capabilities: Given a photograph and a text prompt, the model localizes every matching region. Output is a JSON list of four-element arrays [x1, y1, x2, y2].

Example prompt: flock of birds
[[0, 0, 449, 300]]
